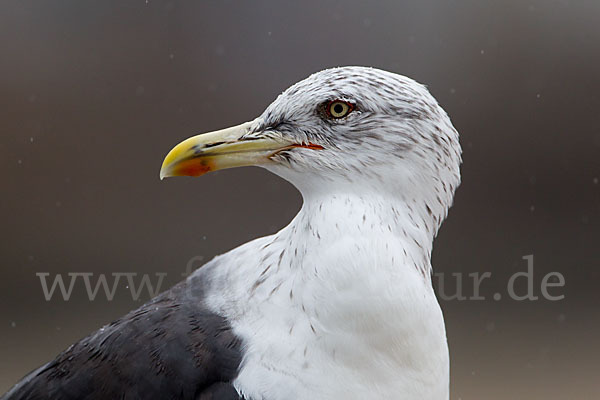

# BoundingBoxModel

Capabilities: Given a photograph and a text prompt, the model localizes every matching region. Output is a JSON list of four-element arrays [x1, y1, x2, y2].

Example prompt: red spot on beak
[[172, 159, 213, 177]]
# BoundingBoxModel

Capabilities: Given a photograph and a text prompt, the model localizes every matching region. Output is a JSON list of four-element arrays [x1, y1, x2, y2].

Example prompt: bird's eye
[[327, 100, 354, 119]]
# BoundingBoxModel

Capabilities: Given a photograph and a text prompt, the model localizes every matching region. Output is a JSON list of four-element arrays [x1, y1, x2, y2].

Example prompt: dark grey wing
[[1, 275, 244, 400]]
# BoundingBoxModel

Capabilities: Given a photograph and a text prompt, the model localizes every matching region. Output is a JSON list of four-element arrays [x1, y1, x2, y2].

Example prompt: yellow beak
[[160, 121, 323, 179]]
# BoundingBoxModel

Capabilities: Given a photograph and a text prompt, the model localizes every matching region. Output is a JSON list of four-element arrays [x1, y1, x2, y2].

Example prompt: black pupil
[[333, 103, 344, 115]]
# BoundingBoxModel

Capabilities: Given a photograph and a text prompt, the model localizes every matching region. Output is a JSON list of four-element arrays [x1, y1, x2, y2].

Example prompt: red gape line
[[293, 143, 324, 150]]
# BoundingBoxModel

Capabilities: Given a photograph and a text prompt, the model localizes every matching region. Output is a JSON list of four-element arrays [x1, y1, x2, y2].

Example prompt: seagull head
[[161, 66, 461, 211]]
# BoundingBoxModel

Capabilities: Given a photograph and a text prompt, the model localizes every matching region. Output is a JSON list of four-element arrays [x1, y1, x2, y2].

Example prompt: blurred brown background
[[1, 1, 599, 398]]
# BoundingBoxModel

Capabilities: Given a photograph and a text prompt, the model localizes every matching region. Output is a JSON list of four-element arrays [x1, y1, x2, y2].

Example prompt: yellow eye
[[328, 100, 353, 119]]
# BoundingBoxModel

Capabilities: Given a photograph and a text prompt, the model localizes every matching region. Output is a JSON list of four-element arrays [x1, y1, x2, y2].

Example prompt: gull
[[2, 66, 461, 400]]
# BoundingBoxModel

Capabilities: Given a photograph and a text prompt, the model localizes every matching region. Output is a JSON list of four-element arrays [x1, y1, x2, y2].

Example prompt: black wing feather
[[2, 275, 244, 400]]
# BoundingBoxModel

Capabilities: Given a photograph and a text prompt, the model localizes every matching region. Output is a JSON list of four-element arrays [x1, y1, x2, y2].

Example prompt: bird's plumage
[[3, 66, 461, 400], [3, 276, 243, 400]]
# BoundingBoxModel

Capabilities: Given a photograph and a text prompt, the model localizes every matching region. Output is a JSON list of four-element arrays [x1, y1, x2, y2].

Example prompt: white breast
[[202, 194, 449, 400]]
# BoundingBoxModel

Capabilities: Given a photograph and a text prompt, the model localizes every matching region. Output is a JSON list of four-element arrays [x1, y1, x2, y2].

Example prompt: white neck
[[289, 190, 438, 277]]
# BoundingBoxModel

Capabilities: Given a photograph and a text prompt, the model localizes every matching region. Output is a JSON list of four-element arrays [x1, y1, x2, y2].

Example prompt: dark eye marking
[[318, 99, 356, 120]]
